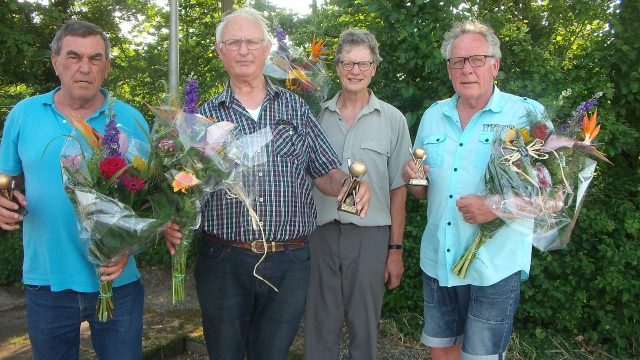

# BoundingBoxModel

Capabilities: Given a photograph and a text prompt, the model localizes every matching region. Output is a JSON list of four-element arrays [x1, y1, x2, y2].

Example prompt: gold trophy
[[337, 160, 367, 215], [409, 147, 428, 186], [0, 174, 26, 215]]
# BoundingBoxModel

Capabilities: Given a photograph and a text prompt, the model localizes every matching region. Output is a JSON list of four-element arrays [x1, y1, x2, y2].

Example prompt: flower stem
[[96, 279, 114, 322]]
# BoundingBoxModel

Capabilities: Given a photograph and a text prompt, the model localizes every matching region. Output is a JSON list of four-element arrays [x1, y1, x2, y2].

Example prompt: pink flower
[[122, 176, 146, 192]]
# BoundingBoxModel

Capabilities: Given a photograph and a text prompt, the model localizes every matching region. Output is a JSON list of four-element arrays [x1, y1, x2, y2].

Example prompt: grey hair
[[50, 20, 111, 59], [334, 29, 383, 65], [216, 7, 270, 42], [440, 20, 501, 60]]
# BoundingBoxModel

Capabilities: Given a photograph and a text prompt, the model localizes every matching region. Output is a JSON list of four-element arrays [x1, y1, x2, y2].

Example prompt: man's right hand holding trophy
[[0, 174, 27, 230], [402, 147, 429, 187]]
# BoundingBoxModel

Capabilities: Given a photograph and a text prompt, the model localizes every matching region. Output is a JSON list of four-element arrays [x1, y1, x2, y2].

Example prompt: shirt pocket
[[473, 131, 494, 170], [421, 133, 446, 168], [271, 121, 300, 158]]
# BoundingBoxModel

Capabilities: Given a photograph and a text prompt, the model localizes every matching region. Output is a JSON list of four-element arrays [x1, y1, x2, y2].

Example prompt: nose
[[237, 41, 250, 55], [78, 57, 92, 72]]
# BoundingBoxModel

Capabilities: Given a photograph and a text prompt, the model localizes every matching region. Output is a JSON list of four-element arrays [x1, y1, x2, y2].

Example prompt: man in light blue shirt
[[402, 20, 545, 360], [0, 20, 146, 359]]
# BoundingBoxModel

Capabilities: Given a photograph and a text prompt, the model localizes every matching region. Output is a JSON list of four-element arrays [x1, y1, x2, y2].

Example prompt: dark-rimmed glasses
[[339, 60, 374, 71], [219, 38, 265, 51], [447, 55, 494, 69]]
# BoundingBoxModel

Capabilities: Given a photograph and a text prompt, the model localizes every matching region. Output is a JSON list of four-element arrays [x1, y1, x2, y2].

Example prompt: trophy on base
[[409, 147, 428, 186], [337, 160, 367, 215], [0, 174, 27, 215]]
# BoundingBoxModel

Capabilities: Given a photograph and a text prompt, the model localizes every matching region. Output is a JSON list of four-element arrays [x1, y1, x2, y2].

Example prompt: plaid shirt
[[199, 80, 340, 241]]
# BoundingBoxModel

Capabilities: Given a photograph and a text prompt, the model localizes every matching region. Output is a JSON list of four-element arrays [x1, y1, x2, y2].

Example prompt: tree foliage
[[0, 0, 638, 355]]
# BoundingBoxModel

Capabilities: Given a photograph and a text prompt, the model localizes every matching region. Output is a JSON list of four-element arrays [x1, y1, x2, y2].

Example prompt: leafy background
[[1, 0, 638, 357]]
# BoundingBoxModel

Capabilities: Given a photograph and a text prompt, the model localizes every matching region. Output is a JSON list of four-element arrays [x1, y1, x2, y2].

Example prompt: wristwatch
[[388, 244, 403, 250]]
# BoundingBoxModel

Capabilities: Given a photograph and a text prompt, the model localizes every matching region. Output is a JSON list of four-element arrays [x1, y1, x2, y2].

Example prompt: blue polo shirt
[[415, 87, 545, 286], [0, 88, 148, 292]]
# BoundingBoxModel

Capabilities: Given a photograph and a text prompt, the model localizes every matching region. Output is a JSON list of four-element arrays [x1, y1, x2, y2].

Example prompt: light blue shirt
[[415, 87, 545, 286], [0, 88, 148, 292]]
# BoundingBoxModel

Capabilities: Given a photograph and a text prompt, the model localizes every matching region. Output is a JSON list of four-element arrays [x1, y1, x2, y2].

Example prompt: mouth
[[75, 80, 93, 86]]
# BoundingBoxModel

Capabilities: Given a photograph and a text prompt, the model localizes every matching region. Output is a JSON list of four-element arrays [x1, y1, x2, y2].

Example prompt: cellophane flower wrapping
[[264, 26, 330, 116], [453, 95, 610, 279], [60, 106, 162, 321], [146, 80, 272, 303]]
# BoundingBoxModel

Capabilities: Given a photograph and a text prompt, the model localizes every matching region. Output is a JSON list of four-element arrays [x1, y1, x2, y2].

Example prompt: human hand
[[384, 248, 404, 289], [401, 160, 430, 184], [98, 255, 129, 282], [340, 179, 370, 218], [0, 190, 27, 230], [456, 194, 498, 224], [164, 221, 182, 255]]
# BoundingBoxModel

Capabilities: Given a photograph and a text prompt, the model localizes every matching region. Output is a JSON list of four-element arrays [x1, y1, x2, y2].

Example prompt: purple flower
[[275, 26, 287, 45], [102, 119, 121, 157], [183, 80, 199, 114], [157, 139, 175, 152]]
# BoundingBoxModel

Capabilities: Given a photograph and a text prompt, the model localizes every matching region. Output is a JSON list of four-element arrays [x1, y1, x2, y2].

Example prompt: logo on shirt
[[482, 123, 516, 133]]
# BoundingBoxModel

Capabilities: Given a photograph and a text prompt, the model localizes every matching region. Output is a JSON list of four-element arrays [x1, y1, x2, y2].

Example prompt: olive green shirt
[[313, 90, 412, 226]]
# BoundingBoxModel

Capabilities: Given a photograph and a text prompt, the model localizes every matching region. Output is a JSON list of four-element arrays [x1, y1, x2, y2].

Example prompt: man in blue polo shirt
[[402, 20, 545, 360], [0, 20, 146, 359]]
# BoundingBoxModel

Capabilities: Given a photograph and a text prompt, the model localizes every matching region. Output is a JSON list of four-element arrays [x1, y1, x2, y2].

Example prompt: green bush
[[0, 230, 23, 285]]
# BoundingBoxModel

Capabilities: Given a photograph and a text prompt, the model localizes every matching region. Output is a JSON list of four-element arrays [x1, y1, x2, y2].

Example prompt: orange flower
[[172, 171, 200, 193], [67, 112, 103, 148], [310, 34, 330, 62], [581, 110, 601, 145]]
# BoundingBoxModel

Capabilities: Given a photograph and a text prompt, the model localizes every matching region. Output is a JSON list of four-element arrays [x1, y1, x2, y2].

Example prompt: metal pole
[[169, 0, 179, 98]]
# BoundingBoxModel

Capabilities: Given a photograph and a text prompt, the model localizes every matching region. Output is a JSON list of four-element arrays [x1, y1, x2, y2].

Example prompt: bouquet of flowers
[[146, 80, 272, 302], [264, 26, 331, 115], [60, 101, 163, 321], [452, 94, 612, 279]]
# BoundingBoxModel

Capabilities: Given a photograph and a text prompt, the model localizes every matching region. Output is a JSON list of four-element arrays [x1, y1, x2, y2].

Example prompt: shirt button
[[259, 197, 263, 202], [259, 221, 264, 226], [63, 120, 67, 124], [449, 195, 453, 199], [257, 149, 262, 153], [454, 168, 458, 172], [447, 221, 451, 226], [258, 172, 263, 176], [447, 248, 451, 252], [459, 143, 463, 147]]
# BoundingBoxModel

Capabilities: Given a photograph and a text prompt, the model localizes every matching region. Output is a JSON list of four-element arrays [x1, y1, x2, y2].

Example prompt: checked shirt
[[199, 80, 340, 241]]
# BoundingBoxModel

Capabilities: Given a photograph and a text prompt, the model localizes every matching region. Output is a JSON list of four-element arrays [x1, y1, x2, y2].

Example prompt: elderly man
[[304, 29, 412, 360], [402, 20, 545, 360], [163, 8, 370, 359], [0, 20, 147, 359]]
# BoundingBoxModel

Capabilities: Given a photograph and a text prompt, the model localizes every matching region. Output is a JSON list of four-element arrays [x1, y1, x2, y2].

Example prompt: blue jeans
[[195, 239, 310, 360], [25, 279, 144, 360], [421, 272, 521, 360]]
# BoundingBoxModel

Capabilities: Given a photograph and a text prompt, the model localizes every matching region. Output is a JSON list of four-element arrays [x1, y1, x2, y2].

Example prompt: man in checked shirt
[[163, 7, 371, 360]]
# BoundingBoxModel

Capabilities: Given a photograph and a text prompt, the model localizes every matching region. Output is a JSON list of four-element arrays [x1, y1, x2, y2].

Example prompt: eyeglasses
[[219, 38, 265, 51], [339, 60, 374, 71], [447, 55, 494, 69]]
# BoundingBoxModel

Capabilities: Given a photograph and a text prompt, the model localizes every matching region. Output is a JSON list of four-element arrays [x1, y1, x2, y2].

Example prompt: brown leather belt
[[204, 233, 308, 254]]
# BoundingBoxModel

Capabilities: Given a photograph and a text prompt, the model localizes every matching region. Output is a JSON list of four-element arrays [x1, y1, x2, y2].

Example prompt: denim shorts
[[421, 271, 521, 360]]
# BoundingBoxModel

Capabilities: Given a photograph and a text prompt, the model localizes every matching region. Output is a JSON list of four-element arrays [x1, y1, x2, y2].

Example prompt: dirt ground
[[0, 264, 428, 359]]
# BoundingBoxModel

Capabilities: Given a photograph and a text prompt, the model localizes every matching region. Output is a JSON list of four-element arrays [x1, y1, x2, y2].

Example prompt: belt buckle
[[250, 240, 277, 254]]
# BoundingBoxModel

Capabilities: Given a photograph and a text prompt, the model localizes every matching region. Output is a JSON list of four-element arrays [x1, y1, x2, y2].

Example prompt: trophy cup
[[337, 160, 367, 215], [0, 174, 26, 215], [409, 147, 428, 186]]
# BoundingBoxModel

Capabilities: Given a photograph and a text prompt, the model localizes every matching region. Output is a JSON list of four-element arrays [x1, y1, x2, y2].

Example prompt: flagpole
[[169, 0, 179, 98]]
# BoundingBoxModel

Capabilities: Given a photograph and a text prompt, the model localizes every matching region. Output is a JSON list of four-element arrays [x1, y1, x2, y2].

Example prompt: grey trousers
[[304, 221, 389, 360]]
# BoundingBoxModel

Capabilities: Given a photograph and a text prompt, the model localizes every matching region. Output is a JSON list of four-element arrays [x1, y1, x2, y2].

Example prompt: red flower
[[99, 157, 128, 179], [122, 176, 146, 192], [531, 122, 549, 140]]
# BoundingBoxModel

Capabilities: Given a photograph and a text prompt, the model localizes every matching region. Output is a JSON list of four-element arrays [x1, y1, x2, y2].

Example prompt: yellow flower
[[581, 110, 601, 145], [504, 128, 517, 145], [289, 68, 310, 83], [172, 171, 200, 193], [132, 156, 147, 172], [520, 128, 533, 143]]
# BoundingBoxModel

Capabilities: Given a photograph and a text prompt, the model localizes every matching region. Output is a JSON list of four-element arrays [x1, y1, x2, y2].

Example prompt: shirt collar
[[321, 89, 381, 115], [444, 85, 504, 118], [45, 87, 111, 119], [215, 77, 282, 106]]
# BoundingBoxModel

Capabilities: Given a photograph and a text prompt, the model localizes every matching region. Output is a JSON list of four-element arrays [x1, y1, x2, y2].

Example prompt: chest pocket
[[361, 141, 390, 157], [473, 131, 494, 170], [271, 121, 300, 158], [422, 134, 446, 168]]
